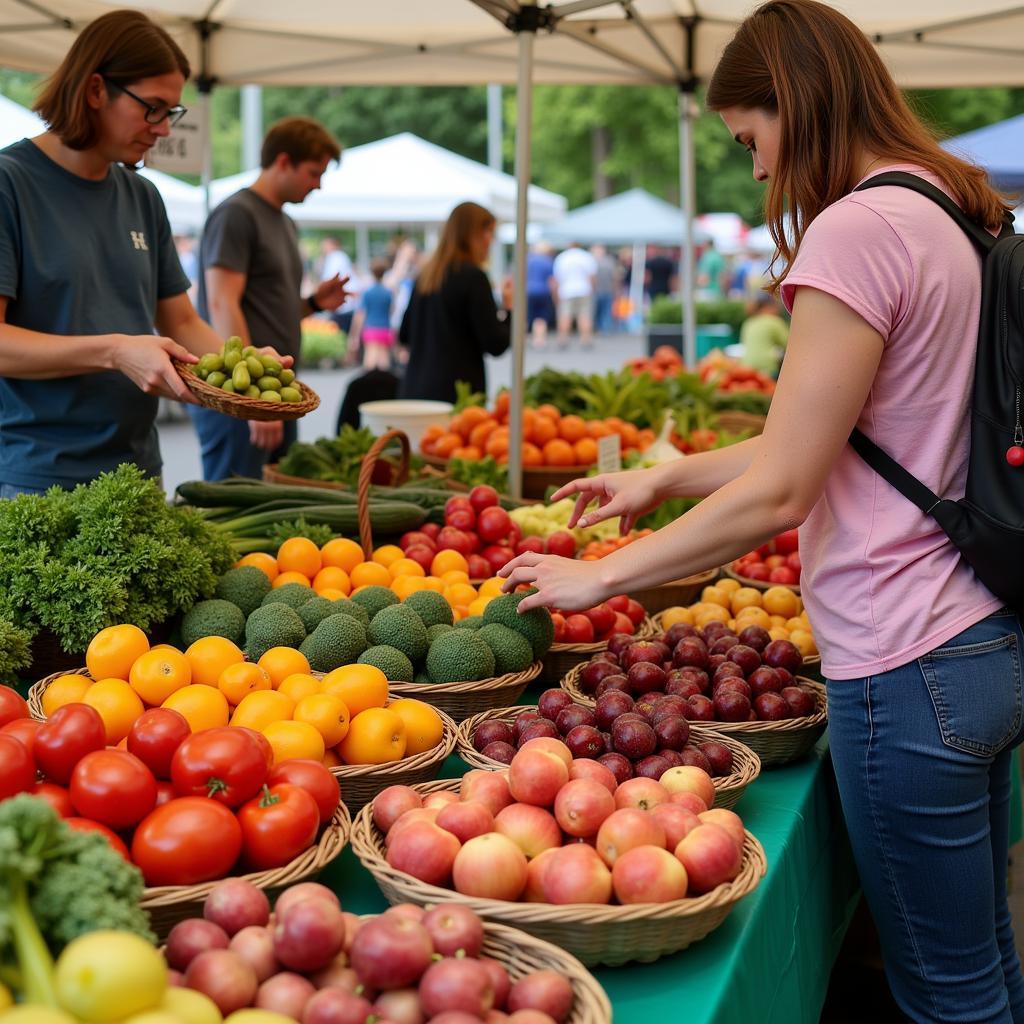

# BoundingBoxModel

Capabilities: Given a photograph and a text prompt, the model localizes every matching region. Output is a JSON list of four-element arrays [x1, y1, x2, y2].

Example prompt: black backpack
[[848, 171, 1023, 615]]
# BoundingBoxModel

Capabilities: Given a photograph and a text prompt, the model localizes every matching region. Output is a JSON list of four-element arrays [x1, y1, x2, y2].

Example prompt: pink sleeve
[[780, 198, 914, 341]]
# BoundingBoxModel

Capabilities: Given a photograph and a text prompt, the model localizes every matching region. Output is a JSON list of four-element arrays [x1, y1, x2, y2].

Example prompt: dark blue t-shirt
[[526, 252, 554, 297], [360, 282, 393, 329], [0, 139, 190, 489]]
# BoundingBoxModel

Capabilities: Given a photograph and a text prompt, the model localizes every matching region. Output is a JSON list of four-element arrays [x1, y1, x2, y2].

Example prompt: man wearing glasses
[[0, 10, 273, 496]]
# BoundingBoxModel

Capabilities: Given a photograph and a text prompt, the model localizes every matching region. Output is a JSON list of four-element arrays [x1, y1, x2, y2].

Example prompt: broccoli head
[[357, 644, 415, 683], [482, 591, 553, 659], [215, 565, 272, 616], [245, 603, 306, 661], [350, 585, 399, 619], [368, 604, 428, 664], [261, 583, 315, 611], [181, 598, 246, 647], [425, 630, 496, 683], [402, 590, 454, 628], [299, 613, 367, 672]]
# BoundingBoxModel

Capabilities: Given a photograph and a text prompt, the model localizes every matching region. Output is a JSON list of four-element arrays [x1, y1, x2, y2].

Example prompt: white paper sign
[[597, 433, 622, 474], [145, 106, 206, 175]]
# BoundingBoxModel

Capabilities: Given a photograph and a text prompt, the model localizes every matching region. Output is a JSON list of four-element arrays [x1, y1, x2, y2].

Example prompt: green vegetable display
[[0, 619, 31, 686], [299, 613, 368, 672], [195, 337, 303, 402], [180, 599, 246, 648], [358, 644, 415, 683]]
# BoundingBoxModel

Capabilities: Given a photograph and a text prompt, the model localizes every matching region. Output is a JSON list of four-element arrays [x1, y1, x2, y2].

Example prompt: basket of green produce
[[176, 336, 320, 422]]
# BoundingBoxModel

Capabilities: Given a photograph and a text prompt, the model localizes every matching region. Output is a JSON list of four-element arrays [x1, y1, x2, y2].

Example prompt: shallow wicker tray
[[174, 360, 320, 422], [142, 802, 350, 938], [626, 567, 719, 614], [456, 705, 761, 811], [539, 615, 657, 685], [388, 660, 543, 723], [561, 664, 827, 769], [27, 667, 93, 720], [723, 563, 801, 596], [351, 778, 767, 967], [331, 701, 458, 813]]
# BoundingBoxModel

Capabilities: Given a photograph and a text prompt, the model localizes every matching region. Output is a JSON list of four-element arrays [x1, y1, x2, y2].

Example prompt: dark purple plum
[[555, 705, 596, 736], [611, 718, 657, 759], [658, 749, 685, 769], [747, 666, 783, 697], [672, 640, 709, 671], [714, 677, 751, 700], [754, 692, 791, 721], [709, 634, 741, 657], [664, 623, 698, 647], [594, 690, 634, 731], [565, 725, 606, 759], [595, 674, 630, 697], [763, 639, 803, 674], [651, 696, 689, 723], [653, 715, 690, 751], [634, 755, 671, 781], [679, 746, 713, 774], [698, 741, 734, 777], [628, 662, 667, 696], [578, 660, 623, 695], [683, 695, 716, 722], [729, 644, 761, 677], [517, 719, 560, 746], [537, 688, 575, 722], [598, 752, 634, 785], [622, 642, 666, 670], [781, 686, 817, 718], [474, 720, 515, 752], [513, 711, 541, 740], [737, 625, 771, 653], [713, 690, 752, 723], [481, 741, 517, 764], [606, 633, 637, 659]]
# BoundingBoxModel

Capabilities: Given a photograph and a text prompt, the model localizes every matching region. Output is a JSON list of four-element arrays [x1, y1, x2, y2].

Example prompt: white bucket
[[358, 399, 454, 449]]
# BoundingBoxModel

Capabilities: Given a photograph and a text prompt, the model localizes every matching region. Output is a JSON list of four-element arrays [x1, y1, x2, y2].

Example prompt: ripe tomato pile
[[551, 594, 646, 645], [731, 529, 801, 586]]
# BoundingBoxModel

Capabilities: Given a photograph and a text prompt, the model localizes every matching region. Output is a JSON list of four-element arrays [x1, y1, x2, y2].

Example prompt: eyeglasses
[[102, 76, 188, 127]]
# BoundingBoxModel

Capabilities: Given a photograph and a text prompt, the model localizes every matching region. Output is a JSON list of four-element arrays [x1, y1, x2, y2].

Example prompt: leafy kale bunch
[[0, 464, 235, 654], [277, 425, 378, 484]]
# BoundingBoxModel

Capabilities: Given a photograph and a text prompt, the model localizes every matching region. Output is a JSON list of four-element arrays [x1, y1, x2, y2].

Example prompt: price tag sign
[[597, 433, 622, 474], [145, 106, 206, 175]]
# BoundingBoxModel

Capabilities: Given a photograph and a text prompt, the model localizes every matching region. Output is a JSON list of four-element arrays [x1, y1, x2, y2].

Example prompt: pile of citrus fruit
[[236, 536, 507, 621], [660, 579, 818, 658], [41, 625, 445, 768]]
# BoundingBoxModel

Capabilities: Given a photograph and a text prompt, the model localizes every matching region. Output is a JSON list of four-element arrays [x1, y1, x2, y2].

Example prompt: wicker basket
[[27, 667, 92, 720], [722, 563, 801, 596], [627, 567, 719, 614], [331, 701, 459, 813], [351, 779, 767, 967], [539, 615, 657, 685], [456, 706, 760, 810], [388, 661, 543, 724], [174, 360, 320, 422], [142, 802, 351, 938]]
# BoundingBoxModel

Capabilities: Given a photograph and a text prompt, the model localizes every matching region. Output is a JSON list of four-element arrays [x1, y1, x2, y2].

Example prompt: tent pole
[[678, 87, 697, 368], [487, 83, 506, 282], [196, 20, 216, 224]]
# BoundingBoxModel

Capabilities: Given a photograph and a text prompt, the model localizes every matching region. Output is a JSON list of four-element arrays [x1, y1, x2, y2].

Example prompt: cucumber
[[176, 481, 360, 508]]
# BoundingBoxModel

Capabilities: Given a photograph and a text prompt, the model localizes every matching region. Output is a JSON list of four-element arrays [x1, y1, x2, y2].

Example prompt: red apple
[[659, 765, 716, 807], [508, 748, 569, 807], [436, 801, 495, 843], [436, 527, 473, 556], [385, 821, 460, 886], [483, 545, 517, 576], [507, 971, 574, 1023], [400, 531, 435, 551], [781, 685, 817, 717], [540, 844, 613, 904], [613, 777, 669, 811], [675, 822, 743, 894], [493, 803, 562, 859], [468, 485, 500, 514], [562, 615, 595, 645], [518, 736, 572, 768], [515, 537, 546, 557], [567, 758, 617, 794], [612, 845, 688, 904], [612, 612, 635, 635], [304, 988, 375, 1024], [453, 833, 528, 901], [419, 958, 495, 1019], [349, 915, 433, 991], [523, 846, 559, 902], [584, 604, 617, 638], [467, 554, 493, 580], [460, 770, 514, 816], [544, 531, 576, 558], [423, 792, 460, 810], [595, 807, 667, 867], [386, 808, 440, 847], [403, 545, 436, 574], [698, 808, 746, 851], [651, 803, 701, 849], [422, 904, 485, 959], [477, 506, 511, 543], [553, 778, 616, 837], [668, 790, 709, 815], [479, 958, 511, 1010]]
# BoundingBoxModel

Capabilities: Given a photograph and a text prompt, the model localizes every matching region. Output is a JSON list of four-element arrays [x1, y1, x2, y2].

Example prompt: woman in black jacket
[[398, 202, 512, 402]]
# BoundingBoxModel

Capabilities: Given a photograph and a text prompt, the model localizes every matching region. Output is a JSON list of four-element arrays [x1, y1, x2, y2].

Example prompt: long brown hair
[[35, 10, 190, 151], [417, 202, 495, 295], [706, 0, 1012, 291]]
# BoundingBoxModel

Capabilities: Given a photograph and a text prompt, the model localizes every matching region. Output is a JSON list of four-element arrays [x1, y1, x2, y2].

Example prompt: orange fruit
[[262, 720, 325, 766], [83, 679, 145, 744], [338, 707, 407, 765], [460, 406, 489, 429], [479, 577, 504, 598], [542, 439, 576, 467], [769, 614, 788, 628], [520, 442, 543, 467], [372, 544, 405, 568], [236, 552, 279, 582], [218, 662, 273, 706], [587, 420, 613, 439], [420, 575, 445, 594], [762, 586, 801, 618], [323, 749, 343, 769], [535, 403, 561, 422], [350, 561, 392, 589], [277, 537, 322, 579], [716, 578, 742, 594], [41, 674, 92, 717], [230, 689, 295, 731], [277, 673, 323, 703], [128, 648, 192, 705], [701, 585, 732, 610], [162, 684, 230, 733], [660, 606, 694, 628], [431, 550, 468, 577], [485, 432, 509, 460], [387, 699, 444, 755], [440, 569, 470, 586], [573, 438, 598, 465], [257, 647, 311, 687], [450, 445, 482, 461], [730, 588, 765, 615], [768, 626, 790, 642], [391, 575, 429, 600], [619, 422, 640, 448], [321, 538, 365, 574], [317, 588, 347, 601], [433, 433, 463, 459], [86, 624, 150, 682], [313, 566, 351, 596], [789, 629, 818, 657], [184, 636, 244, 688], [494, 391, 511, 421], [294, 693, 351, 746], [467, 595, 491, 617], [443, 582, 478, 608], [469, 419, 498, 450], [558, 415, 587, 443], [273, 571, 312, 589], [734, 606, 772, 631], [320, 664, 389, 717], [694, 605, 730, 627], [389, 558, 425, 579], [530, 415, 558, 447]]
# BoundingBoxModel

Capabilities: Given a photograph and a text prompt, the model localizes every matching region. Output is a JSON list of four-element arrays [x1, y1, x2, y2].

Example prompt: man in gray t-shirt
[[190, 117, 348, 481]]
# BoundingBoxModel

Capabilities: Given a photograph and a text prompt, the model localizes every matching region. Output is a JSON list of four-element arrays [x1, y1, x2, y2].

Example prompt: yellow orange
[[236, 552, 279, 581], [277, 673, 323, 703], [184, 636, 244, 688], [162, 684, 230, 733], [294, 693, 351, 746], [320, 538, 364, 574], [730, 588, 765, 615], [768, 627, 790, 643], [86, 624, 150, 682], [230, 689, 295, 731], [467, 596, 491, 617], [391, 575, 429, 600], [128, 648, 192, 706], [734, 606, 772, 631], [218, 662, 273, 706], [769, 614, 788, 628], [789, 629, 818, 657], [419, 576, 445, 594], [389, 558, 425, 579], [320, 664, 389, 717], [83, 679, 145, 744], [317, 588, 347, 601], [694, 605, 730, 627], [273, 570, 313, 589], [257, 647, 311, 687], [659, 606, 694, 628], [262, 720, 325, 765], [277, 537, 322, 579], [700, 586, 732, 610], [439, 569, 471, 586], [785, 616, 805, 633], [313, 566, 351, 596], [371, 544, 405, 568], [431, 550, 469, 577], [41, 674, 92, 717], [350, 561, 392, 589], [478, 577, 505, 598], [322, 748, 343, 769], [387, 699, 443, 755], [338, 707, 407, 765], [443, 583, 478, 608], [716, 578, 742, 594], [762, 586, 801, 619]]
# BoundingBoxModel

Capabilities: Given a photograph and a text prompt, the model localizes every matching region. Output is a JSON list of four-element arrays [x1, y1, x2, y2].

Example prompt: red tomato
[[514, 537, 545, 557], [2, 718, 41, 760], [446, 507, 476, 533], [605, 594, 630, 613], [476, 506, 511, 544], [468, 485, 500, 514], [236, 727, 274, 771], [238, 784, 319, 871], [544, 531, 577, 559], [171, 727, 267, 807], [154, 780, 176, 807], [420, 522, 441, 540], [435, 527, 474, 557], [773, 529, 800, 556], [65, 817, 130, 860], [466, 554, 492, 580], [444, 495, 473, 518], [132, 797, 243, 886], [551, 613, 566, 643], [404, 545, 437, 574], [400, 531, 436, 552], [482, 545, 515, 576], [507, 523, 522, 548], [612, 611, 635, 635], [584, 603, 617, 638], [32, 781, 73, 817], [768, 566, 799, 585], [786, 552, 802, 574], [266, 759, 340, 825], [563, 614, 595, 644], [127, 708, 191, 780], [744, 563, 771, 582], [623, 598, 646, 626], [34, 703, 107, 785], [70, 750, 157, 830], [0, 733, 35, 799], [0, 687, 29, 728]]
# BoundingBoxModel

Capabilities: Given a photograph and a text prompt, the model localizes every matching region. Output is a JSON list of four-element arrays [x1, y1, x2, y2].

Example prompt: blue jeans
[[828, 608, 1024, 1023], [188, 406, 297, 482], [0, 483, 48, 498]]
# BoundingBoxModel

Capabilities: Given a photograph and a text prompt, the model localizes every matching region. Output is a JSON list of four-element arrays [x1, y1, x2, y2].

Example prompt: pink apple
[[452, 833, 528, 901], [540, 844, 613, 904], [386, 821, 460, 886], [479, 958, 511, 1010], [612, 845, 689, 904], [436, 801, 496, 843], [507, 970, 574, 1023], [613, 777, 670, 811], [460, 770, 514, 817], [567, 758, 618, 794], [419, 958, 495, 1019], [421, 904, 485, 959], [423, 791, 460, 810], [518, 736, 573, 769], [523, 847, 559, 902], [493, 803, 562, 859], [508, 749, 569, 807], [595, 808, 667, 867], [373, 786, 424, 833], [651, 803, 701, 849], [674, 822, 743, 894], [660, 765, 716, 807], [553, 779, 616, 838], [385, 807, 440, 847], [698, 808, 746, 851], [668, 790, 709, 815], [383, 903, 425, 923], [349, 915, 433, 990]]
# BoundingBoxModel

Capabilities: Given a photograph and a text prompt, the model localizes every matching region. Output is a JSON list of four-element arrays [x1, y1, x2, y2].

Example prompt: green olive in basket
[[206, 371, 227, 389], [197, 352, 223, 373], [257, 376, 281, 392], [280, 387, 302, 403], [245, 385, 262, 399], [244, 356, 264, 379], [261, 358, 282, 377], [225, 336, 243, 352], [222, 380, 236, 394], [242, 345, 258, 358], [224, 349, 242, 371], [232, 363, 251, 390], [280, 369, 295, 386], [260, 391, 282, 403]]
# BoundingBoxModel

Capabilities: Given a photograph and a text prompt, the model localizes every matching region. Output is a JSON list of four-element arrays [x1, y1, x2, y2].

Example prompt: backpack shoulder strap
[[853, 171, 997, 256], [849, 427, 944, 516]]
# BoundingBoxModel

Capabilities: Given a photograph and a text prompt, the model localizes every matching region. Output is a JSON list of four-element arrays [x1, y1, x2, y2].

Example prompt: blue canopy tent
[[941, 113, 1024, 193]]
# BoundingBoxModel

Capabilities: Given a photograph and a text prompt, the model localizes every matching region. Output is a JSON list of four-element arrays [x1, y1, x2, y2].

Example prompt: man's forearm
[[207, 298, 251, 348]]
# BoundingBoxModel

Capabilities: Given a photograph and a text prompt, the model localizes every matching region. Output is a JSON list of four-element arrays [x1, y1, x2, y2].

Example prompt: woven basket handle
[[357, 429, 411, 558]]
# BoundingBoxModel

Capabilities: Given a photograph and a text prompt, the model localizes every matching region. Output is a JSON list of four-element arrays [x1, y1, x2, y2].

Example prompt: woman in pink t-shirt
[[500, 2, 1023, 1019]]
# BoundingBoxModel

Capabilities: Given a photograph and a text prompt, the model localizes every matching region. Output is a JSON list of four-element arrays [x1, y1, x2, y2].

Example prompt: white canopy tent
[[1, 0, 1022, 493]]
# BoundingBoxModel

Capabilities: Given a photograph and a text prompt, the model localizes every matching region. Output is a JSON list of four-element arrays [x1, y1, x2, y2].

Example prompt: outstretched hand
[[498, 551, 611, 612], [550, 467, 661, 535]]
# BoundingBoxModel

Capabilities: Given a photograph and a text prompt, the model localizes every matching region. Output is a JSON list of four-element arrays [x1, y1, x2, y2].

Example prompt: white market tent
[[1, 0, 1022, 493]]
